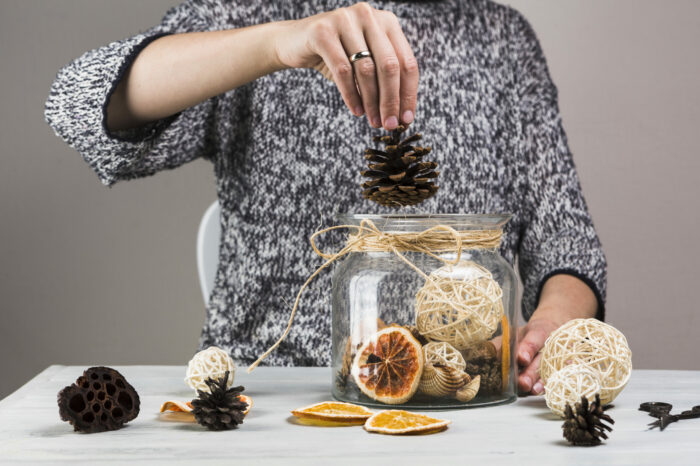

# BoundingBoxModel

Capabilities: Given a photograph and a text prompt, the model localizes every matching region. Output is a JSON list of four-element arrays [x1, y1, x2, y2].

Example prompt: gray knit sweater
[[45, 0, 607, 366]]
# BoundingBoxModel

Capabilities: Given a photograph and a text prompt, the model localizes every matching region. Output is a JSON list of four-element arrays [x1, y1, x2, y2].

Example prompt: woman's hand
[[516, 316, 559, 395], [516, 274, 599, 396], [273, 2, 418, 129]]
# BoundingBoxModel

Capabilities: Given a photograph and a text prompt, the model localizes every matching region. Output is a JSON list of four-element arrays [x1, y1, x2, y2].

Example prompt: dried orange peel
[[160, 400, 193, 413], [160, 395, 252, 420], [501, 314, 510, 392], [291, 401, 374, 426], [351, 327, 424, 404], [364, 410, 450, 435]]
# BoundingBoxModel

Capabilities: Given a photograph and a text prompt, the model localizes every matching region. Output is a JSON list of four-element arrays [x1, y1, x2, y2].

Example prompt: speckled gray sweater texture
[[45, 0, 607, 366]]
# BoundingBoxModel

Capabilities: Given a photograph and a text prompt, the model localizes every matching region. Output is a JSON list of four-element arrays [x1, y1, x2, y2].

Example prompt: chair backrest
[[196, 200, 221, 304]]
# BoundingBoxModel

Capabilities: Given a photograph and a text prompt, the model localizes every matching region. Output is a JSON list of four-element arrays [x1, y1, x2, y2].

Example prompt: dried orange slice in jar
[[364, 410, 450, 435], [351, 327, 424, 404], [291, 401, 374, 426]]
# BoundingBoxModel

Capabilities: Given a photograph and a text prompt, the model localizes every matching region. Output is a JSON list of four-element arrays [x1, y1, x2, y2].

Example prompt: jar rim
[[336, 213, 512, 231]]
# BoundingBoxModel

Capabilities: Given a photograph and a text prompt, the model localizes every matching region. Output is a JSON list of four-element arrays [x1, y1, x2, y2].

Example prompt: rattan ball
[[544, 364, 602, 418], [423, 341, 466, 371], [185, 346, 236, 393], [415, 261, 504, 350], [539, 318, 632, 404]]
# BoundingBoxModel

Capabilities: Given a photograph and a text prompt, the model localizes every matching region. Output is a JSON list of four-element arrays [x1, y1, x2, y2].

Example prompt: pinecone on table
[[335, 338, 354, 391], [362, 125, 438, 207], [191, 371, 247, 431], [562, 394, 614, 446]]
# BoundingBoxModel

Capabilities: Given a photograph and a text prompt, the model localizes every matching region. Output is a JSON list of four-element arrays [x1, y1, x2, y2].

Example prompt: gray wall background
[[1, 0, 699, 399]]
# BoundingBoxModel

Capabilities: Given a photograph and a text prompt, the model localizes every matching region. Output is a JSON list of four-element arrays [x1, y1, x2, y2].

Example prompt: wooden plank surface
[[0, 366, 698, 465]]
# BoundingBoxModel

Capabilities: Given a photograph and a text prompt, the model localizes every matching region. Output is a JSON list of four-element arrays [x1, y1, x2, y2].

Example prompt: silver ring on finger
[[349, 50, 373, 63]]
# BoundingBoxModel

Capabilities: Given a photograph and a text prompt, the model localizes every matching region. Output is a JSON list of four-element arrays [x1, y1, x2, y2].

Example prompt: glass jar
[[331, 214, 517, 409]]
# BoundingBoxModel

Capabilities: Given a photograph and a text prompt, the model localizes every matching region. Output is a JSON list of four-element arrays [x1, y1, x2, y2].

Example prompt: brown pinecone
[[562, 394, 614, 446], [191, 371, 247, 431], [462, 341, 502, 395], [335, 338, 355, 391], [362, 125, 438, 207], [405, 325, 429, 346]]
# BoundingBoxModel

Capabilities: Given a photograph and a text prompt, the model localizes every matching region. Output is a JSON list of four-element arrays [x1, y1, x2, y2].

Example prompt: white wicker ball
[[539, 318, 632, 404], [415, 261, 504, 350], [544, 364, 602, 418], [423, 341, 466, 371], [185, 346, 236, 393]]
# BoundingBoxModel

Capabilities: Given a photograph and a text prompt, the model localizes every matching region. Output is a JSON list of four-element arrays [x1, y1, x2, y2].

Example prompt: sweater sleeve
[[508, 10, 607, 320], [44, 0, 223, 186]]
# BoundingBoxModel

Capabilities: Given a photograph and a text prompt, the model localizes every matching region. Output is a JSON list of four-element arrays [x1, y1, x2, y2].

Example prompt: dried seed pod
[[57, 366, 140, 433]]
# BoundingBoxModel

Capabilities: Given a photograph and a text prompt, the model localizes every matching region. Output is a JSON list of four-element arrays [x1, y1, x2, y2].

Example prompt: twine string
[[247, 219, 502, 373]]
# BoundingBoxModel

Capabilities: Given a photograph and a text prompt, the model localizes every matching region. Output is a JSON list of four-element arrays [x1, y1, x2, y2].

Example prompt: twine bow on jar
[[247, 218, 503, 372]]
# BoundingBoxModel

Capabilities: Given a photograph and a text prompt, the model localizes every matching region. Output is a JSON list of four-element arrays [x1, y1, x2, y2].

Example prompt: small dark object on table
[[57, 366, 140, 433], [191, 371, 247, 431], [562, 394, 614, 446], [641, 401, 700, 431]]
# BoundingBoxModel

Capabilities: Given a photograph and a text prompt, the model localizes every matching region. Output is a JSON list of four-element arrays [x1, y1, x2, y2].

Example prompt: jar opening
[[336, 213, 512, 232]]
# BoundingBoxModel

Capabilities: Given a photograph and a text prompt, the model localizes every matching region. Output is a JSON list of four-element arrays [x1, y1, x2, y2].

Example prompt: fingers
[[360, 9, 401, 129], [311, 25, 364, 117], [382, 12, 418, 125], [338, 23, 380, 126], [518, 352, 543, 395], [516, 321, 551, 396], [517, 322, 549, 368], [305, 4, 417, 129]]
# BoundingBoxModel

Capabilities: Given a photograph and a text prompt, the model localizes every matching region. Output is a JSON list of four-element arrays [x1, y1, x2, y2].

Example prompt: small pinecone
[[562, 394, 614, 446], [406, 325, 429, 346], [191, 371, 247, 431], [462, 341, 501, 395], [362, 125, 438, 207], [335, 338, 355, 391]]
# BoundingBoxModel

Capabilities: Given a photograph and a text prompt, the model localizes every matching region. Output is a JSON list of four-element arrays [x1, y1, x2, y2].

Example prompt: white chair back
[[196, 200, 221, 304]]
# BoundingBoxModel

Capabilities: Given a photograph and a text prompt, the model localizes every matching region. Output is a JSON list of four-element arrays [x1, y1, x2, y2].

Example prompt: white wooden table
[[1, 366, 698, 465]]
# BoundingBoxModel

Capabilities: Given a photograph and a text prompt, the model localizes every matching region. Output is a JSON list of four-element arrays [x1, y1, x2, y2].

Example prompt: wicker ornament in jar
[[539, 318, 632, 404], [415, 261, 504, 350], [423, 341, 466, 372]]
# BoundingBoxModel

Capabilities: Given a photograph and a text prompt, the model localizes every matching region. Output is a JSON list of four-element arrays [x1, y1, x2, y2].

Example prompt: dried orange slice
[[160, 395, 252, 418], [364, 410, 450, 435], [291, 401, 374, 426], [160, 400, 193, 413], [351, 327, 424, 404], [239, 394, 253, 415]]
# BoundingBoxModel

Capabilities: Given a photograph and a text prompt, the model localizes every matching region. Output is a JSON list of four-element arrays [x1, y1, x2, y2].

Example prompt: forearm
[[531, 274, 598, 326], [106, 22, 287, 131]]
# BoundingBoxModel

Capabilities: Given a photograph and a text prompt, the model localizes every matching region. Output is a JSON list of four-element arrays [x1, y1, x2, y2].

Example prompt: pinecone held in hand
[[562, 394, 614, 446], [191, 371, 247, 431], [362, 125, 438, 207]]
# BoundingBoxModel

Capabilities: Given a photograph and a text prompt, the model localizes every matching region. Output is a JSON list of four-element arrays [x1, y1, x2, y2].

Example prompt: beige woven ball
[[185, 346, 236, 393], [416, 261, 504, 350], [544, 364, 602, 417], [423, 341, 466, 371], [539, 318, 632, 404]]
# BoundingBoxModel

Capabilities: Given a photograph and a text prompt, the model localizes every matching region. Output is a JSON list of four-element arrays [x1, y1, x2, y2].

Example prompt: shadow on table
[[518, 397, 560, 420], [286, 416, 362, 428]]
